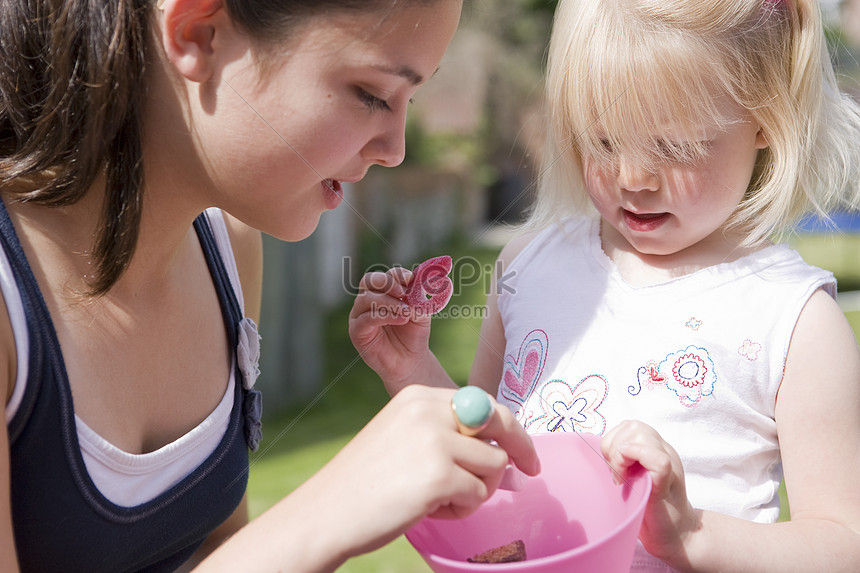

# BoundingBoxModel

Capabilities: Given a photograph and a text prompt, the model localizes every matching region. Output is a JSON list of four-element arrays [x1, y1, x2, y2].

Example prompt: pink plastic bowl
[[406, 432, 651, 572]]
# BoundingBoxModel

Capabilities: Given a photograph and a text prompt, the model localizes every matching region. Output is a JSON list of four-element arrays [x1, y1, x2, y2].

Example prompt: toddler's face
[[581, 98, 768, 259]]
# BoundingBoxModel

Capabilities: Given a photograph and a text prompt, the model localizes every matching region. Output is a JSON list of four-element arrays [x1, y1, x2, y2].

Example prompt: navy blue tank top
[[3, 204, 256, 572]]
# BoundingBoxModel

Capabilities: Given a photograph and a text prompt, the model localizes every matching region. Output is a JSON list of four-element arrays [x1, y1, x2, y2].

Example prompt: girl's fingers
[[357, 268, 412, 298], [451, 434, 510, 490], [352, 269, 431, 326], [474, 403, 541, 477], [349, 290, 412, 325], [425, 464, 492, 520]]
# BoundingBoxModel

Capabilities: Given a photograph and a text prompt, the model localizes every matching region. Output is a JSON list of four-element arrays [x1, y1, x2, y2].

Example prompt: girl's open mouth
[[322, 179, 343, 209]]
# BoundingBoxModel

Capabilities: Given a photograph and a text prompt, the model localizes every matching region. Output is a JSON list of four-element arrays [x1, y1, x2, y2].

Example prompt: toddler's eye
[[656, 139, 709, 164], [356, 88, 392, 112]]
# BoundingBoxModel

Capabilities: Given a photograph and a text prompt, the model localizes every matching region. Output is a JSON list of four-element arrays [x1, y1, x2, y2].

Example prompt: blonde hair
[[528, 0, 860, 244]]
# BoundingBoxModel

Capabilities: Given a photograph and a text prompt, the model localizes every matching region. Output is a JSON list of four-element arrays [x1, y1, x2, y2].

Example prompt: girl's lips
[[322, 179, 343, 210], [623, 209, 670, 232]]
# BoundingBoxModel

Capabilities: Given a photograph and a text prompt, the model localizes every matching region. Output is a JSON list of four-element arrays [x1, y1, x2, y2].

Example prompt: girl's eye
[[356, 88, 392, 112]]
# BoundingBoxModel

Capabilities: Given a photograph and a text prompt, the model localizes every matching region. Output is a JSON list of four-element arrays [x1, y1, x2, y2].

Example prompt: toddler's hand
[[601, 421, 701, 566]]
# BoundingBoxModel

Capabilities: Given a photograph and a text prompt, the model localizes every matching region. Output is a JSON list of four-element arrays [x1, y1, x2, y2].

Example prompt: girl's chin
[[266, 213, 323, 243]]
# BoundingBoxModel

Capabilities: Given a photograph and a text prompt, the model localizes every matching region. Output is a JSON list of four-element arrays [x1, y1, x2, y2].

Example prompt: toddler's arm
[[602, 289, 860, 572], [468, 232, 539, 396]]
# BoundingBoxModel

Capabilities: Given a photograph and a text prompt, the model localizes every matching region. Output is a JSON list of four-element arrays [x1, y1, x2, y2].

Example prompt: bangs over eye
[[551, 2, 737, 168]]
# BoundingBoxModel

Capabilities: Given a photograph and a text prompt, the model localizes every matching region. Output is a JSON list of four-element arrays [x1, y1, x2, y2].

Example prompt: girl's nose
[[617, 157, 658, 192], [363, 119, 407, 168]]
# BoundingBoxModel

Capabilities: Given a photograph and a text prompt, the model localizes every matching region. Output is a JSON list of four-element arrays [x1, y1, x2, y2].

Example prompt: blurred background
[[248, 1, 860, 571]]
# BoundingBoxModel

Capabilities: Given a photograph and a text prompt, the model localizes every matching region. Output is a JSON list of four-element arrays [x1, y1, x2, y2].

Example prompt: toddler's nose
[[617, 158, 658, 192]]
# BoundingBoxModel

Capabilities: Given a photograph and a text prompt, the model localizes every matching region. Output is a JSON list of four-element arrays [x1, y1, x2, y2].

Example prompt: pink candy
[[405, 255, 454, 315]]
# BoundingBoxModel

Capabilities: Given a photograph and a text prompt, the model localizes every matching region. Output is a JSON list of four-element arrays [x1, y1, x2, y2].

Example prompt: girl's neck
[[5, 171, 204, 305], [599, 219, 765, 288]]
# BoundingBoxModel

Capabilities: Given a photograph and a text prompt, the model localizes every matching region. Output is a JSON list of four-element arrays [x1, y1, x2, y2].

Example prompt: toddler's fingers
[[601, 421, 660, 480], [602, 422, 681, 496], [616, 442, 680, 499]]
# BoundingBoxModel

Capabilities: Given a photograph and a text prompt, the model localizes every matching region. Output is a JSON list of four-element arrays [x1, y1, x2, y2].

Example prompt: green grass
[[247, 233, 859, 571]]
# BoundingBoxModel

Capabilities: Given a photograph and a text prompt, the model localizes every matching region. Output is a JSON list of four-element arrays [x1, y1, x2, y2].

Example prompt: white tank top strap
[[2, 241, 30, 423], [203, 207, 245, 316]]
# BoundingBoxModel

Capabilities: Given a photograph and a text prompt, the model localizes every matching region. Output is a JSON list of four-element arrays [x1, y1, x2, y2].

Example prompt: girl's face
[[188, 2, 462, 240], [582, 99, 768, 259]]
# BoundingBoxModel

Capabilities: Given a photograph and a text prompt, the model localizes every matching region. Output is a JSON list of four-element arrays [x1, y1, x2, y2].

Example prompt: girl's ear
[[158, 0, 227, 82]]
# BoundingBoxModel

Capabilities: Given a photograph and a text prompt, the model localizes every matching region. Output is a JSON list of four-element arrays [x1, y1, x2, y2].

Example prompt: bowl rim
[[406, 431, 652, 570]]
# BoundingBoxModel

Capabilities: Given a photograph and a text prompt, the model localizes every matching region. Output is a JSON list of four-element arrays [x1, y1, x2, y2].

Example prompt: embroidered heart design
[[405, 255, 453, 315], [500, 329, 548, 405]]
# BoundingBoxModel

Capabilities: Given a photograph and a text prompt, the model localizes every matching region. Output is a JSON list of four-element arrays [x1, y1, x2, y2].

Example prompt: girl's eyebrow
[[371, 64, 440, 86]]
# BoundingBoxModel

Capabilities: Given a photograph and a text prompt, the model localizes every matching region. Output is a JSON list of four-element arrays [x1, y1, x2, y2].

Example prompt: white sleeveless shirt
[[496, 216, 835, 570]]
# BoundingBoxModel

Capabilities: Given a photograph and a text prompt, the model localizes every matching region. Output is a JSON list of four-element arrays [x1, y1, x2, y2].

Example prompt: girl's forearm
[[385, 350, 458, 395], [676, 510, 860, 573], [194, 479, 352, 572]]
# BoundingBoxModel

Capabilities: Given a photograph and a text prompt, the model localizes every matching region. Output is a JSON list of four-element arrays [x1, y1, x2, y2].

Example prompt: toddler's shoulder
[[498, 229, 542, 265], [499, 215, 593, 268]]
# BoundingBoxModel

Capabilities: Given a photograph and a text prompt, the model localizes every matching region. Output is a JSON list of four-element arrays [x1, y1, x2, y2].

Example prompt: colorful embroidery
[[630, 345, 717, 408], [737, 339, 762, 361], [685, 317, 703, 331], [628, 360, 665, 395], [524, 375, 608, 436], [500, 330, 548, 415], [661, 346, 716, 407]]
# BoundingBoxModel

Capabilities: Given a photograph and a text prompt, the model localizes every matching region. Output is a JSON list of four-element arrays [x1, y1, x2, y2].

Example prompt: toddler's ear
[[755, 127, 770, 150], [157, 0, 228, 83]]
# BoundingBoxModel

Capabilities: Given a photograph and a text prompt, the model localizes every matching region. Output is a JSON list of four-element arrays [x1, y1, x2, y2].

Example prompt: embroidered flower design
[[672, 353, 708, 389], [737, 339, 762, 361], [237, 317, 263, 451], [524, 375, 608, 436], [685, 317, 703, 331], [657, 345, 717, 407]]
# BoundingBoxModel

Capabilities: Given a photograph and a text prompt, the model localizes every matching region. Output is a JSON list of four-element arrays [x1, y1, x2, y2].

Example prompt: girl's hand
[[601, 420, 701, 567], [349, 268, 447, 393], [205, 386, 540, 572], [331, 386, 540, 526]]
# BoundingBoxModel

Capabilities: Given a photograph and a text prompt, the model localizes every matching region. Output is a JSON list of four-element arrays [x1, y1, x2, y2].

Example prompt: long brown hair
[[0, 0, 148, 296]]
